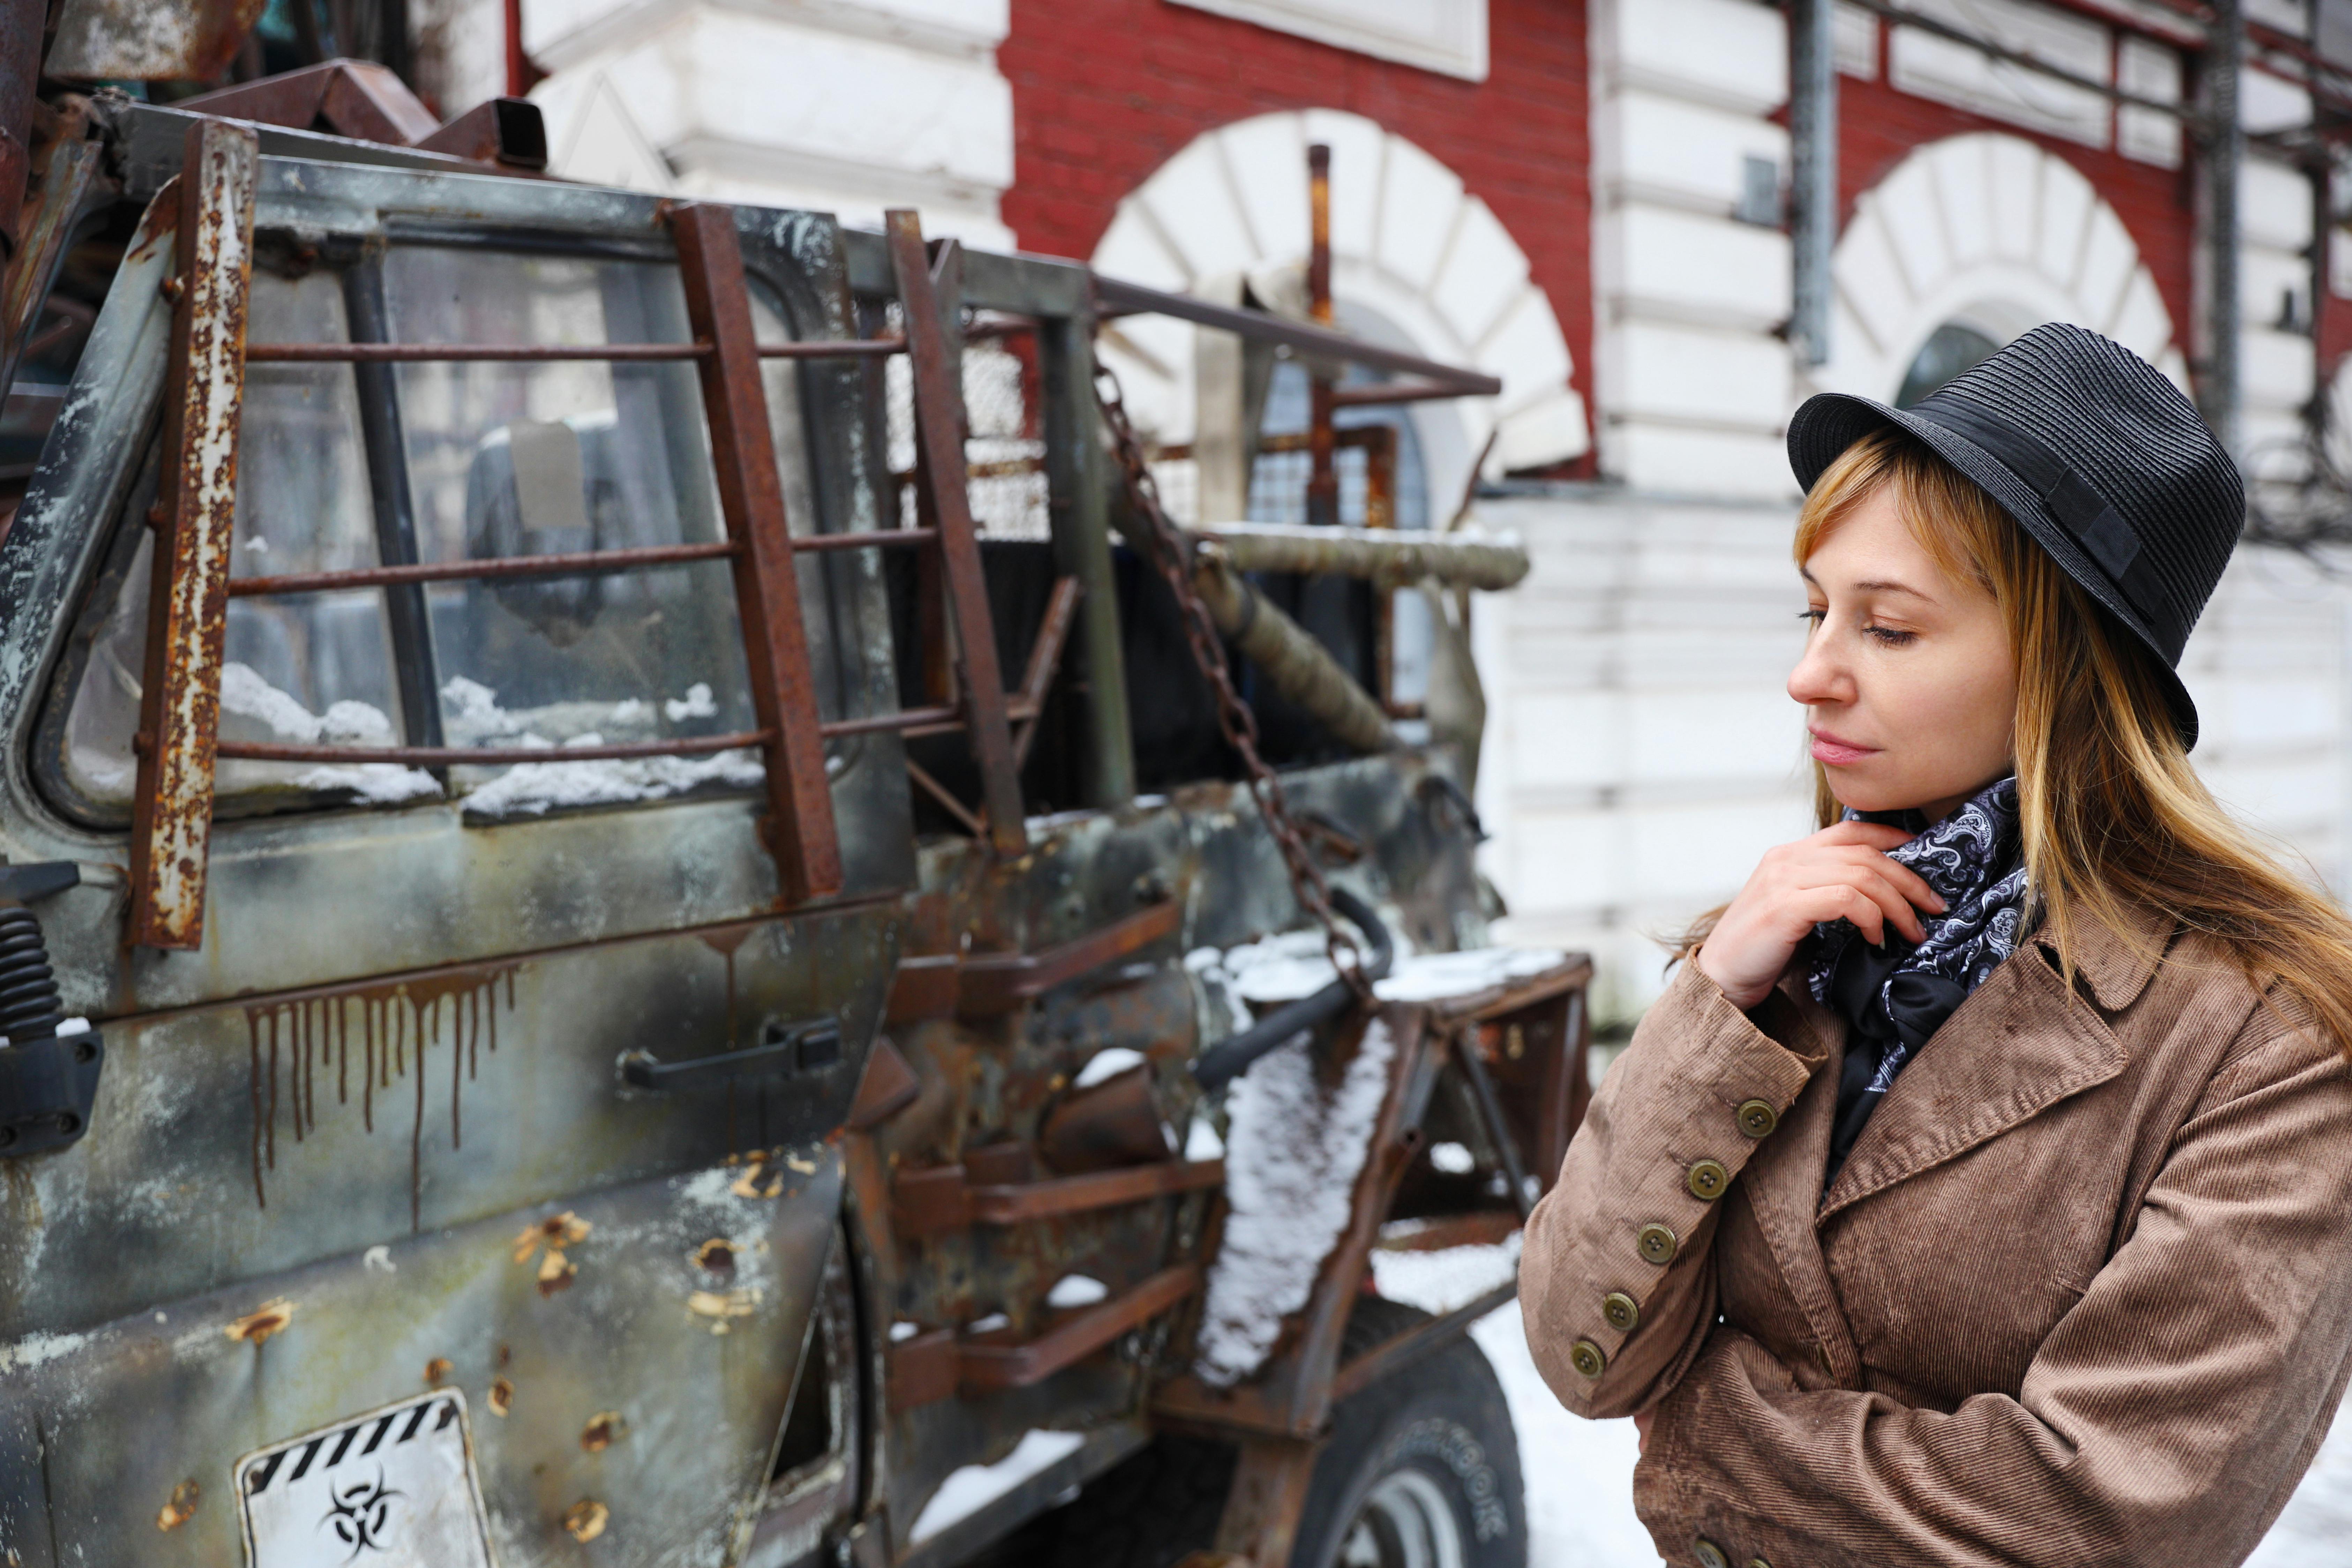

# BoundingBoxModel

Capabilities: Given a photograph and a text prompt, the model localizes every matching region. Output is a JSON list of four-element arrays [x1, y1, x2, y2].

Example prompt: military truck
[[0, 20, 1592, 1568]]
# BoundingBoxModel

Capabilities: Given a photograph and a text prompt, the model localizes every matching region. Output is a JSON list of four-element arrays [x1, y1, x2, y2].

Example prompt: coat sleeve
[[1520, 959, 1825, 1419], [1633, 1020, 2352, 1568]]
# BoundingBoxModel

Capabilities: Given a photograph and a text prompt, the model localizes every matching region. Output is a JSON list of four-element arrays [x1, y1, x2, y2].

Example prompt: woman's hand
[[1696, 821, 1945, 1009]]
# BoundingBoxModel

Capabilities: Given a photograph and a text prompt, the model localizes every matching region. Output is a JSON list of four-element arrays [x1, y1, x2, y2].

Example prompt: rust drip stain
[[241, 964, 522, 1220]]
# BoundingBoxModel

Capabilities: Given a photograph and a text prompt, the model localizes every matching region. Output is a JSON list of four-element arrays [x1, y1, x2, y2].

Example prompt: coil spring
[[0, 905, 64, 1046]]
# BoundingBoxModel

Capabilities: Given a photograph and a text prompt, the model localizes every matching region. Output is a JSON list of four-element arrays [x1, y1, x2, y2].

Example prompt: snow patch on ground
[[908, 1429, 1087, 1543], [1195, 1019, 1396, 1387], [1073, 1046, 1146, 1089]]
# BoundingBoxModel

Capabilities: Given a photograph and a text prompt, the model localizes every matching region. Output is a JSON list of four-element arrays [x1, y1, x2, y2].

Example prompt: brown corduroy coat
[[1521, 911, 2352, 1568]]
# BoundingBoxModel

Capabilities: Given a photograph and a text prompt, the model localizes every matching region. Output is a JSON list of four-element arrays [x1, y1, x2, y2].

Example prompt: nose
[[1787, 618, 1852, 709]]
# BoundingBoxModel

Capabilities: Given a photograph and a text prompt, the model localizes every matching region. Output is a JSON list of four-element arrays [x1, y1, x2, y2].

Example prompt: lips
[[1808, 727, 1878, 766]]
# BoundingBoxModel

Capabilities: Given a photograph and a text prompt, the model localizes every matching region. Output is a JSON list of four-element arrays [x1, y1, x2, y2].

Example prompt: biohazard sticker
[[234, 1390, 494, 1567]]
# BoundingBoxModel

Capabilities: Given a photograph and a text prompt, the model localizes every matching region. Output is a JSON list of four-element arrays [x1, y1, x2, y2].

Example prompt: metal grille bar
[[222, 529, 937, 598], [243, 337, 905, 363]]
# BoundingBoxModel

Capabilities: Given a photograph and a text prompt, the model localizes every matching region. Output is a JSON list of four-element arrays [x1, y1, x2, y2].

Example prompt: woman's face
[[1790, 484, 2018, 821]]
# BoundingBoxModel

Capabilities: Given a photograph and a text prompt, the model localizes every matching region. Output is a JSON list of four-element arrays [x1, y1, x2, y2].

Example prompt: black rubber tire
[[1287, 1298, 1527, 1568], [1040, 1299, 1524, 1568]]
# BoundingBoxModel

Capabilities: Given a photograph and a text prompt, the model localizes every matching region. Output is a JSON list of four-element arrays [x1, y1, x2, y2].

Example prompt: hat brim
[[1787, 392, 2200, 750]]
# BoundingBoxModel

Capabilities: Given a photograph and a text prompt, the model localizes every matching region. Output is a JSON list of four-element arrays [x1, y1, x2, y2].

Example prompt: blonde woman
[[1521, 324, 2352, 1568]]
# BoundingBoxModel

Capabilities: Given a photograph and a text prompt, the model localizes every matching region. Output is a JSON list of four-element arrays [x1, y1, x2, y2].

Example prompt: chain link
[[1093, 361, 1370, 997]]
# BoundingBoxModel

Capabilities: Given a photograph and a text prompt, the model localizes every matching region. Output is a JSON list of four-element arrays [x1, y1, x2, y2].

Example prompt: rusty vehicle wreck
[[0, 21, 1591, 1568]]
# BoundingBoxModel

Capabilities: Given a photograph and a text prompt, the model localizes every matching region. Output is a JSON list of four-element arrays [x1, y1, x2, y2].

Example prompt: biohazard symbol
[[320, 1468, 401, 1558]]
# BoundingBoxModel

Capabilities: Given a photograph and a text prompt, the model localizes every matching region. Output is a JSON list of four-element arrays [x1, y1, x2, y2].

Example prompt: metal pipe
[[244, 339, 902, 362], [1192, 887, 1394, 1093], [215, 732, 771, 766], [1093, 276, 1501, 395], [1191, 551, 1399, 754], [1790, 0, 1838, 368], [1186, 521, 1530, 591], [1305, 142, 1339, 528], [2197, 0, 2244, 453]]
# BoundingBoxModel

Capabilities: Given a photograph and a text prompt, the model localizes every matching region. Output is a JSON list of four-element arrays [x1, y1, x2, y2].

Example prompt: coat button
[[1637, 1222, 1678, 1264], [1694, 1540, 1730, 1568], [1602, 1291, 1640, 1332], [1747, 1559, 1772, 1568], [1736, 1098, 1778, 1137], [1569, 1338, 1607, 1377], [1687, 1158, 1730, 1200]]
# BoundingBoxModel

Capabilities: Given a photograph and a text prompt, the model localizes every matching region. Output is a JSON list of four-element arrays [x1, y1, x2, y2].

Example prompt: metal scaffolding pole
[[1790, 0, 1839, 369], [2197, 0, 2245, 453]]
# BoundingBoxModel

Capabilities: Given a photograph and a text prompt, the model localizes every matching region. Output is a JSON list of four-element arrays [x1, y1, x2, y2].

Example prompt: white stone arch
[[1090, 109, 1589, 511], [1821, 132, 2188, 403]]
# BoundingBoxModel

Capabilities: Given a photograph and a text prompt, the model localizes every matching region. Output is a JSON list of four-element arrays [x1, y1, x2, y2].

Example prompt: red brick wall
[[998, 0, 1592, 458], [1836, 40, 2196, 361]]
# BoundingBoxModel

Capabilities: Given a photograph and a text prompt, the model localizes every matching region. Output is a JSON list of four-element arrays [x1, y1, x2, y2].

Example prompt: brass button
[[1637, 1222, 1678, 1264], [1694, 1540, 1730, 1568], [1687, 1158, 1730, 1201], [1601, 1291, 1640, 1332], [1569, 1338, 1607, 1378], [1748, 1559, 1772, 1568], [1736, 1098, 1778, 1137]]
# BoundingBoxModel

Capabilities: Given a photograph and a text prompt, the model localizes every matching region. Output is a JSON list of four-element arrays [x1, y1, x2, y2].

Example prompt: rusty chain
[[1092, 362, 1370, 998]]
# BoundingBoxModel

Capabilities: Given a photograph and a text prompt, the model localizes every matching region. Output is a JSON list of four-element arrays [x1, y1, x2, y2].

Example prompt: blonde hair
[[1702, 428, 2352, 1054]]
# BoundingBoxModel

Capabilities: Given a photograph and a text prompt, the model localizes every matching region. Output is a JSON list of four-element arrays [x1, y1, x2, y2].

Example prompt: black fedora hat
[[1787, 322, 2242, 749]]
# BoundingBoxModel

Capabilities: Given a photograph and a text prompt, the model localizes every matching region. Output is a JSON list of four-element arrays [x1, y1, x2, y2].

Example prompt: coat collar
[[1814, 907, 2164, 1221]]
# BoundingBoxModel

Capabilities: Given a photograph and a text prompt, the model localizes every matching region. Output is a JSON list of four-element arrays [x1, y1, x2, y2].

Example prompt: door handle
[[619, 1016, 841, 1091]]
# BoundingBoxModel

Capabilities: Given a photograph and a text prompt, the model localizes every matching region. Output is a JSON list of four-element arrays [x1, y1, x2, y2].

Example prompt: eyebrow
[[1799, 566, 1934, 600]]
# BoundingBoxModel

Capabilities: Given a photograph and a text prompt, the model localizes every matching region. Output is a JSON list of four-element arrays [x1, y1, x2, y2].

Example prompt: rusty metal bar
[[0, 117, 105, 405], [1305, 142, 1338, 529], [757, 338, 904, 359], [226, 541, 742, 596], [791, 527, 936, 553], [1038, 304, 1135, 806], [905, 757, 985, 837], [888, 210, 1028, 856], [247, 341, 709, 362], [821, 704, 962, 739], [957, 900, 1182, 1013], [1091, 280, 1500, 397], [1011, 575, 1083, 769], [1453, 1028, 1537, 1221], [958, 1265, 1201, 1392], [1375, 1211, 1522, 1253], [212, 733, 768, 767], [670, 201, 843, 904], [969, 1159, 1225, 1224], [1326, 1278, 1520, 1404], [130, 121, 258, 951], [1328, 379, 1491, 410]]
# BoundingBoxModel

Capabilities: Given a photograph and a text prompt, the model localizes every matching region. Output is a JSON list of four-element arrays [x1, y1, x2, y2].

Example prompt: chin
[[1822, 769, 1928, 817]]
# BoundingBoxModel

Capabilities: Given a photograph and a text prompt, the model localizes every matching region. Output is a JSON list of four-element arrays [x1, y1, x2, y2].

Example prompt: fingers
[[1808, 846, 1944, 919], [1793, 883, 1893, 947]]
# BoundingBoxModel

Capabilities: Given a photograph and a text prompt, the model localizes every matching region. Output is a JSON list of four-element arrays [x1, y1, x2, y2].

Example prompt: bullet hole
[[562, 1499, 608, 1543], [225, 1299, 295, 1345], [579, 1411, 628, 1452], [155, 1480, 199, 1532], [695, 1239, 736, 1276], [423, 1358, 453, 1387], [489, 1377, 514, 1418]]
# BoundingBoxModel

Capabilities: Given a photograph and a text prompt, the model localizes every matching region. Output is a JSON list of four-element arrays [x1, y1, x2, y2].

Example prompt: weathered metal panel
[[8, 1153, 841, 1567], [43, 0, 270, 84], [128, 120, 255, 950]]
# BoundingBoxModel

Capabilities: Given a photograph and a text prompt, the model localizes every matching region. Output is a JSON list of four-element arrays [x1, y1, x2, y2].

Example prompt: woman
[[1520, 323, 2352, 1568]]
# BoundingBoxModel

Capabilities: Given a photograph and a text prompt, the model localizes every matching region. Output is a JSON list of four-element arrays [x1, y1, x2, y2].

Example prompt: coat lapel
[[1815, 913, 2159, 1222]]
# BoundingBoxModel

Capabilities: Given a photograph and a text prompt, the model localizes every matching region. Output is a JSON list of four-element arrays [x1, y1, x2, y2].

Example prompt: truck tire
[[1039, 1299, 1524, 1568], [1287, 1298, 1526, 1568]]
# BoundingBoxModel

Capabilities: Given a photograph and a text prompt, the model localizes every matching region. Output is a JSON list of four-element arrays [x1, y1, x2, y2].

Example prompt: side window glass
[[53, 239, 847, 823]]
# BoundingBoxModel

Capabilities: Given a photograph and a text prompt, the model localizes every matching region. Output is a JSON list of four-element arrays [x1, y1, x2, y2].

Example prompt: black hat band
[[1907, 397, 2168, 634]]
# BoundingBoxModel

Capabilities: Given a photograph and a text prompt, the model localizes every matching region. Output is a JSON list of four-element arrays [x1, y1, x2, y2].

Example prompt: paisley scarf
[[1809, 776, 2030, 1183]]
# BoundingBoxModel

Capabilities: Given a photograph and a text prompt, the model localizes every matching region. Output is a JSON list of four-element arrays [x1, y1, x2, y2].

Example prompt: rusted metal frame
[[958, 1264, 1200, 1392], [1326, 1277, 1521, 1405], [1092, 276, 1502, 398], [241, 338, 902, 363], [887, 209, 1028, 856], [891, 1156, 1225, 1238], [670, 201, 844, 903], [1, 121, 107, 404], [904, 759, 985, 838], [178, 59, 442, 147], [1328, 377, 1491, 409], [1536, 988, 1589, 1186], [226, 540, 743, 596], [211, 732, 769, 766], [1011, 574, 1083, 770], [1213, 1437, 1324, 1568], [1304, 142, 1339, 529], [1037, 305, 1136, 807], [128, 121, 258, 951], [341, 254, 448, 757], [1375, 1210, 1522, 1253], [819, 695, 1037, 742], [956, 899, 1182, 1013], [415, 98, 549, 170]]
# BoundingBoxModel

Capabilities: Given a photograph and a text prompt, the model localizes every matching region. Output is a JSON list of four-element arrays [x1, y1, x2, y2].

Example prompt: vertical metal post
[[1040, 306, 1136, 807], [670, 202, 845, 903], [1305, 142, 1339, 527], [343, 259, 448, 757], [886, 209, 1028, 856], [130, 121, 258, 950], [1789, 0, 1838, 368], [2196, 0, 2244, 453]]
